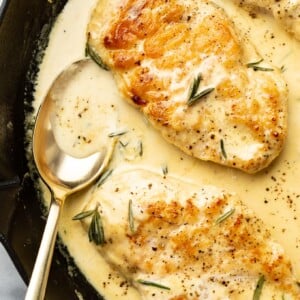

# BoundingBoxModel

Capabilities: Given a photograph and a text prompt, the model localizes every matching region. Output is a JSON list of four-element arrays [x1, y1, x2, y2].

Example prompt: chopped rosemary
[[220, 139, 227, 159], [246, 59, 263, 67], [187, 74, 214, 106], [88, 208, 105, 245], [119, 140, 128, 147], [97, 169, 113, 187], [246, 59, 273, 72], [187, 87, 215, 106], [108, 130, 127, 137], [138, 141, 143, 156], [280, 65, 286, 73], [128, 199, 135, 233], [162, 165, 168, 176], [137, 279, 171, 290], [253, 275, 265, 300], [188, 73, 202, 100], [85, 43, 109, 70], [215, 208, 235, 224], [73, 205, 105, 245], [72, 210, 94, 220]]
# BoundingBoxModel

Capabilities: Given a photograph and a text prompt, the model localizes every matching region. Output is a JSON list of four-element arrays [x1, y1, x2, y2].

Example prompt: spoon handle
[[25, 199, 61, 300]]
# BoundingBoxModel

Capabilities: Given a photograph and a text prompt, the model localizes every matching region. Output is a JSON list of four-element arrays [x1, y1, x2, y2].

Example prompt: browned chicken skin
[[87, 0, 288, 174], [82, 169, 300, 299]]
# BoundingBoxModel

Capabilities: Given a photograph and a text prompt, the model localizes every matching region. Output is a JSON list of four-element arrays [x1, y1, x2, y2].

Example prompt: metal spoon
[[25, 59, 114, 300]]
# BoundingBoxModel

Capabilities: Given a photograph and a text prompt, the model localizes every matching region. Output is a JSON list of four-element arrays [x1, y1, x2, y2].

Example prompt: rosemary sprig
[[72, 205, 105, 245], [85, 43, 109, 70], [253, 275, 265, 300], [97, 169, 113, 187], [215, 208, 235, 224], [247, 59, 273, 72], [137, 279, 171, 290], [187, 74, 214, 106], [220, 139, 227, 159], [108, 130, 127, 138], [128, 199, 135, 233]]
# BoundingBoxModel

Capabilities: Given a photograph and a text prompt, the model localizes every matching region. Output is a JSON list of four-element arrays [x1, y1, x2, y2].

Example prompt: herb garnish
[[187, 73, 214, 106], [280, 65, 286, 73], [119, 140, 128, 147], [137, 279, 171, 290], [246, 59, 273, 72], [73, 205, 105, 245], [215, 208, 235, 224], [128, 199, 135, 233], [253, 275, 265, 300], [162, 165, 168, 176], [97, 169, 113, 187], [108, 130, 127, 137], [85, 43, 109, 71], [220, 139, 227, 159], [138, 141, 143, 157], [188, 74, 202, 100], [72, 210, 94, 220]]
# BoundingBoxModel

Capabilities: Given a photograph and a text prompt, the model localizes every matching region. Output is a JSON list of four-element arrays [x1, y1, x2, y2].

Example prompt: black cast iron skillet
[[0, 0, 102, 299]]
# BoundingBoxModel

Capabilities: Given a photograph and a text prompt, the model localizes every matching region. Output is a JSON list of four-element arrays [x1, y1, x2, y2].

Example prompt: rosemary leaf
[[138, 141, 143, 157], [108, 130, 127, 138], [85, 43, 109, 70], [97, 169, 113, 187], [137, 279, 171, 290], [88, 209, 105, 245], [187, 87, 215, 106], [215, 208, 235, 224], [220, 139, 227, 159], [246, 59, 273, 72], [72, 210, 94, 220], [246, 59, 263, 67], [280, 65, 286, 73], [188, 73, 202, 100], [119, 140, 128, 147], [162, 165, 168, 176], [253, 275, 265, 300], [252, 66, 274, 72], [128, 199, 135, 233]]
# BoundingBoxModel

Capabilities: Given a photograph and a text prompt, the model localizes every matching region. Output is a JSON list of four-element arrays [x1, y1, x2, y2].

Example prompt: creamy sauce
[[34, 0, 300, 298]]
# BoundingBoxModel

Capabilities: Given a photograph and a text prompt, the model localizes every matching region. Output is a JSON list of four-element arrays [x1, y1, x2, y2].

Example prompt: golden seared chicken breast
[[232, 0, 300, 40], [87, 0, 288, 173], [79, 169, 299, 299]]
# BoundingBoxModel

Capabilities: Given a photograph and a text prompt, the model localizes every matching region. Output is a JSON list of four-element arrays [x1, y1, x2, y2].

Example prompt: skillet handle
[[25, 198, 61, 300]]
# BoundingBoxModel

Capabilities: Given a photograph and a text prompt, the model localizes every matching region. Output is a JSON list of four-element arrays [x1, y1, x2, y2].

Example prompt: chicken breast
[[87, 0, 288, 174], [231, 0, 300, 40], [79, 169, 299, 299]]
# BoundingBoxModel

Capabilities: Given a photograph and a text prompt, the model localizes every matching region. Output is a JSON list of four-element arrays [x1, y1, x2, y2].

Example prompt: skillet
[[0, 0, 102, 298]]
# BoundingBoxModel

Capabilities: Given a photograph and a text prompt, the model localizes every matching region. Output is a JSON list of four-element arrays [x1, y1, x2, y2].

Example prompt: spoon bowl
[[25, 59, 114, 300]]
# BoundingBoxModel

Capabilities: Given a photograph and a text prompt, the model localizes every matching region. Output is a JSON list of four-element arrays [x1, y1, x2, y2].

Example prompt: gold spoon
[[25, 59, 114, 300]]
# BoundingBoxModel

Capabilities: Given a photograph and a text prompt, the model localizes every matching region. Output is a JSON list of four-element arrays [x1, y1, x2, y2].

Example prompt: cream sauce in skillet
[[33, 0, 300, 298]]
